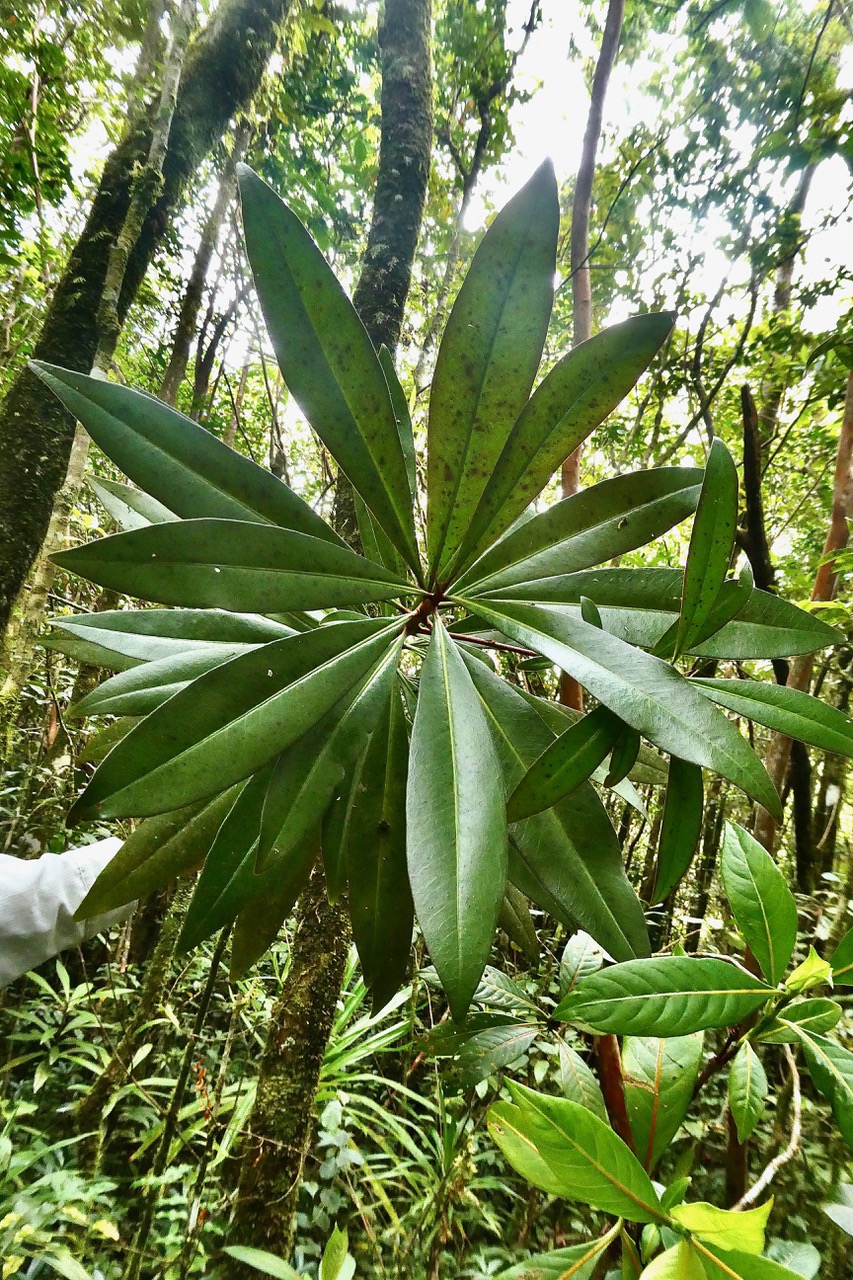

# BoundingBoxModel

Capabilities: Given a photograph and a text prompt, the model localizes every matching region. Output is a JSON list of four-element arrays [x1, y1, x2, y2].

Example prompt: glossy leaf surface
[[623, 1033, 704, 1170], [720, 822, 798, 986], [728, 1043, 768, 1142]]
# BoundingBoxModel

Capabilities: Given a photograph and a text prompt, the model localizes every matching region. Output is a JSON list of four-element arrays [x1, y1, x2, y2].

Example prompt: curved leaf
[[554, 1039, 608, 1122], [454, 469, 702, 596], [694, 678, 853, 758], [90, 476, 177, 530], [51, 608, 292, 666], [507, 705, 623, 821], [670, 1201, 772, 1255], [69, 619, 403, 821], [427, 161, 559, 580], [623, 1033, 704, 1170], [496, 1225, 620, 1280], [454, 313, 676, 572], [556, 957, 772, 1036], [757, 997, 842, 1042], [674, 439, 739, 658], [238, 166, 418, 574], [720, 822, 797, 986], [728, 1043, 768, 1142], [30, 361, 338, 543], [54, 519, 413, 612], [406, 620, 508, 1018], [459, 597, 781, 818], [72, 643, 257, 718]]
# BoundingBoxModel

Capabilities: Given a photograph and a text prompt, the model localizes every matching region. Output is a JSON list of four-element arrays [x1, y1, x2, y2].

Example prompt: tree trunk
[[224, 2, 432, 1269], [0, 0, 295, 639]]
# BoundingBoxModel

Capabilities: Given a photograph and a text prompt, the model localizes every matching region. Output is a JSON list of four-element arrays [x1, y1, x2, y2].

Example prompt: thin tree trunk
[[224, 2, 432, 1269], [159, 123, 249, 405], [0, 0, 295, 639]]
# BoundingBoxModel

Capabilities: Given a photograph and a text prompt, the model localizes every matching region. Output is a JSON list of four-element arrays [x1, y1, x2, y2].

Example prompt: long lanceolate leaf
[[69, 619, 404, 822], [462, 653, 649, 961], [458, 596, 782, 817], [556, 957, 772, 1035], [238, 165, 419, 576], [427, 161, 559, 583], [451, 314, 676, 575], [453, 469, 703, 596], [406, 619, 508, 1019], [71, 643, 258, 718], [507, 705, 624, 822], [492, 1082, 667, 1223], [50, 608, 293, 669], [673, 438, 739, 658], [30, 362, 340, 544], [720, 823, 798, 987], [651, 757, 703, 904], [90, 476, 177, 530], [53, 520, 415, 612], [694, 677, 853, 757], [790, 1026, 853, 1147]]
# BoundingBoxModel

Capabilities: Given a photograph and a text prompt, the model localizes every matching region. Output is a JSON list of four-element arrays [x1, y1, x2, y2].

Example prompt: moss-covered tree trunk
[[0, 0, 294, 640], [224, 2, 432, 1269]]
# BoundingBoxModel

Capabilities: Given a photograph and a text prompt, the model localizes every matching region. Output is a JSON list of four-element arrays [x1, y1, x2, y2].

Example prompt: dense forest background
[[1, 0, 853, 1277]]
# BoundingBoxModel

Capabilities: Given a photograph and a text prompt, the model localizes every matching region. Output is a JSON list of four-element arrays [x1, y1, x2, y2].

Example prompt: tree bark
[[0, 0, 295, 639], [225, 2, 432, 1269]]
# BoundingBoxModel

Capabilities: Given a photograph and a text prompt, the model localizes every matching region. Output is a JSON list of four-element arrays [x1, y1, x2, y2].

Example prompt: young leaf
[[237, 166, 419, 574], [728, 1043, 768, 1142], [347, 682, 414, 1011], [506, 705, 624, 821], [784, 946, 832, 993], [559, 932, 605, 997], [321, 1225, 354, 1280], [493, 1082, 667, 1223], [427, 161, 558, 581], [651, 758, 703, 904], [757, 997, 841, 1042], [458, 597, 781, 818], [453, 313, 676, 572], [406, 619, 508, 1018], [639, 1242, 707, 1280], [53, 520, 414, 613], [693, 678, 853, 758], [69, 619, 403, 821], [31, 361, 340, 545], [556, 957, 772, 1036], [623, 1034, 704, 1171], [670, 1200, 772, 1255], [720, 822, 798, 986], [463, 652, 649, 961], [454, 469, 702, 596], [673, 438, 739, 658]]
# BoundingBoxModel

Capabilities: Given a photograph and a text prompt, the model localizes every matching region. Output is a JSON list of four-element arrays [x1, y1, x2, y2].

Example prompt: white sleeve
[[0, 837, 133, 988]]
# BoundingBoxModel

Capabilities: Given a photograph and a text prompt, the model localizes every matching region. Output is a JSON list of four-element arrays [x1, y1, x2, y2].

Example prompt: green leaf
[[764, 1242, 820, 1279], [556, 957, 772, 1036], [455, 469, 702, 596], [496, 1225, 620, 1280], [221, 1247, 301, 1280], [427, 161, 558, 581], [322, 743, 366, 904], [491, 1082, 666, 1223], [347, 681, 413, 1011], [830, 927, 853, 985], [90, 475, 177, 530], [475, 567, 838, 658], [694, 678, 853, 758], [652, 759, 703, 903], [757, 997, 842, 1042], [671, 1201, 771, 1256], [53, 520, 414, 612], [604, 724, 641, 788], [455, 314, 676, 572], [728, 1043, 768, 1142], [684, 562, 755, 651], [321, 1225, 354, 1280], [229, 851, 316, 979], [425, 1014, 538, 1086], [238, 166, 419, 574], [507, 705, 623, 821], [406, 619, 508, 1017], [462, 652, 649, 961], [639, 1242, 706, 1280], [720, 823, 797, 986], [76, 789, 241, 916], [71, 643, 256, 718], [823, 1183, 853, 1236], [789, 1027, 853, 1146], [31, 361, 339, 544], [554, 1038, 608, 1121], [559, 932, 605, 997], [458, 597, 781, 818], [498, 884, 539, 960], [693, 1241, 803, 1279], [69, 619, 403, 821], [784, 946, 832, 994], [623, 1034, 704, 1170], [51, 607, 292, 667], [257, 643, 402, 869], [673, 439, 739, 658], [485, 1101, 567, 1197]]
